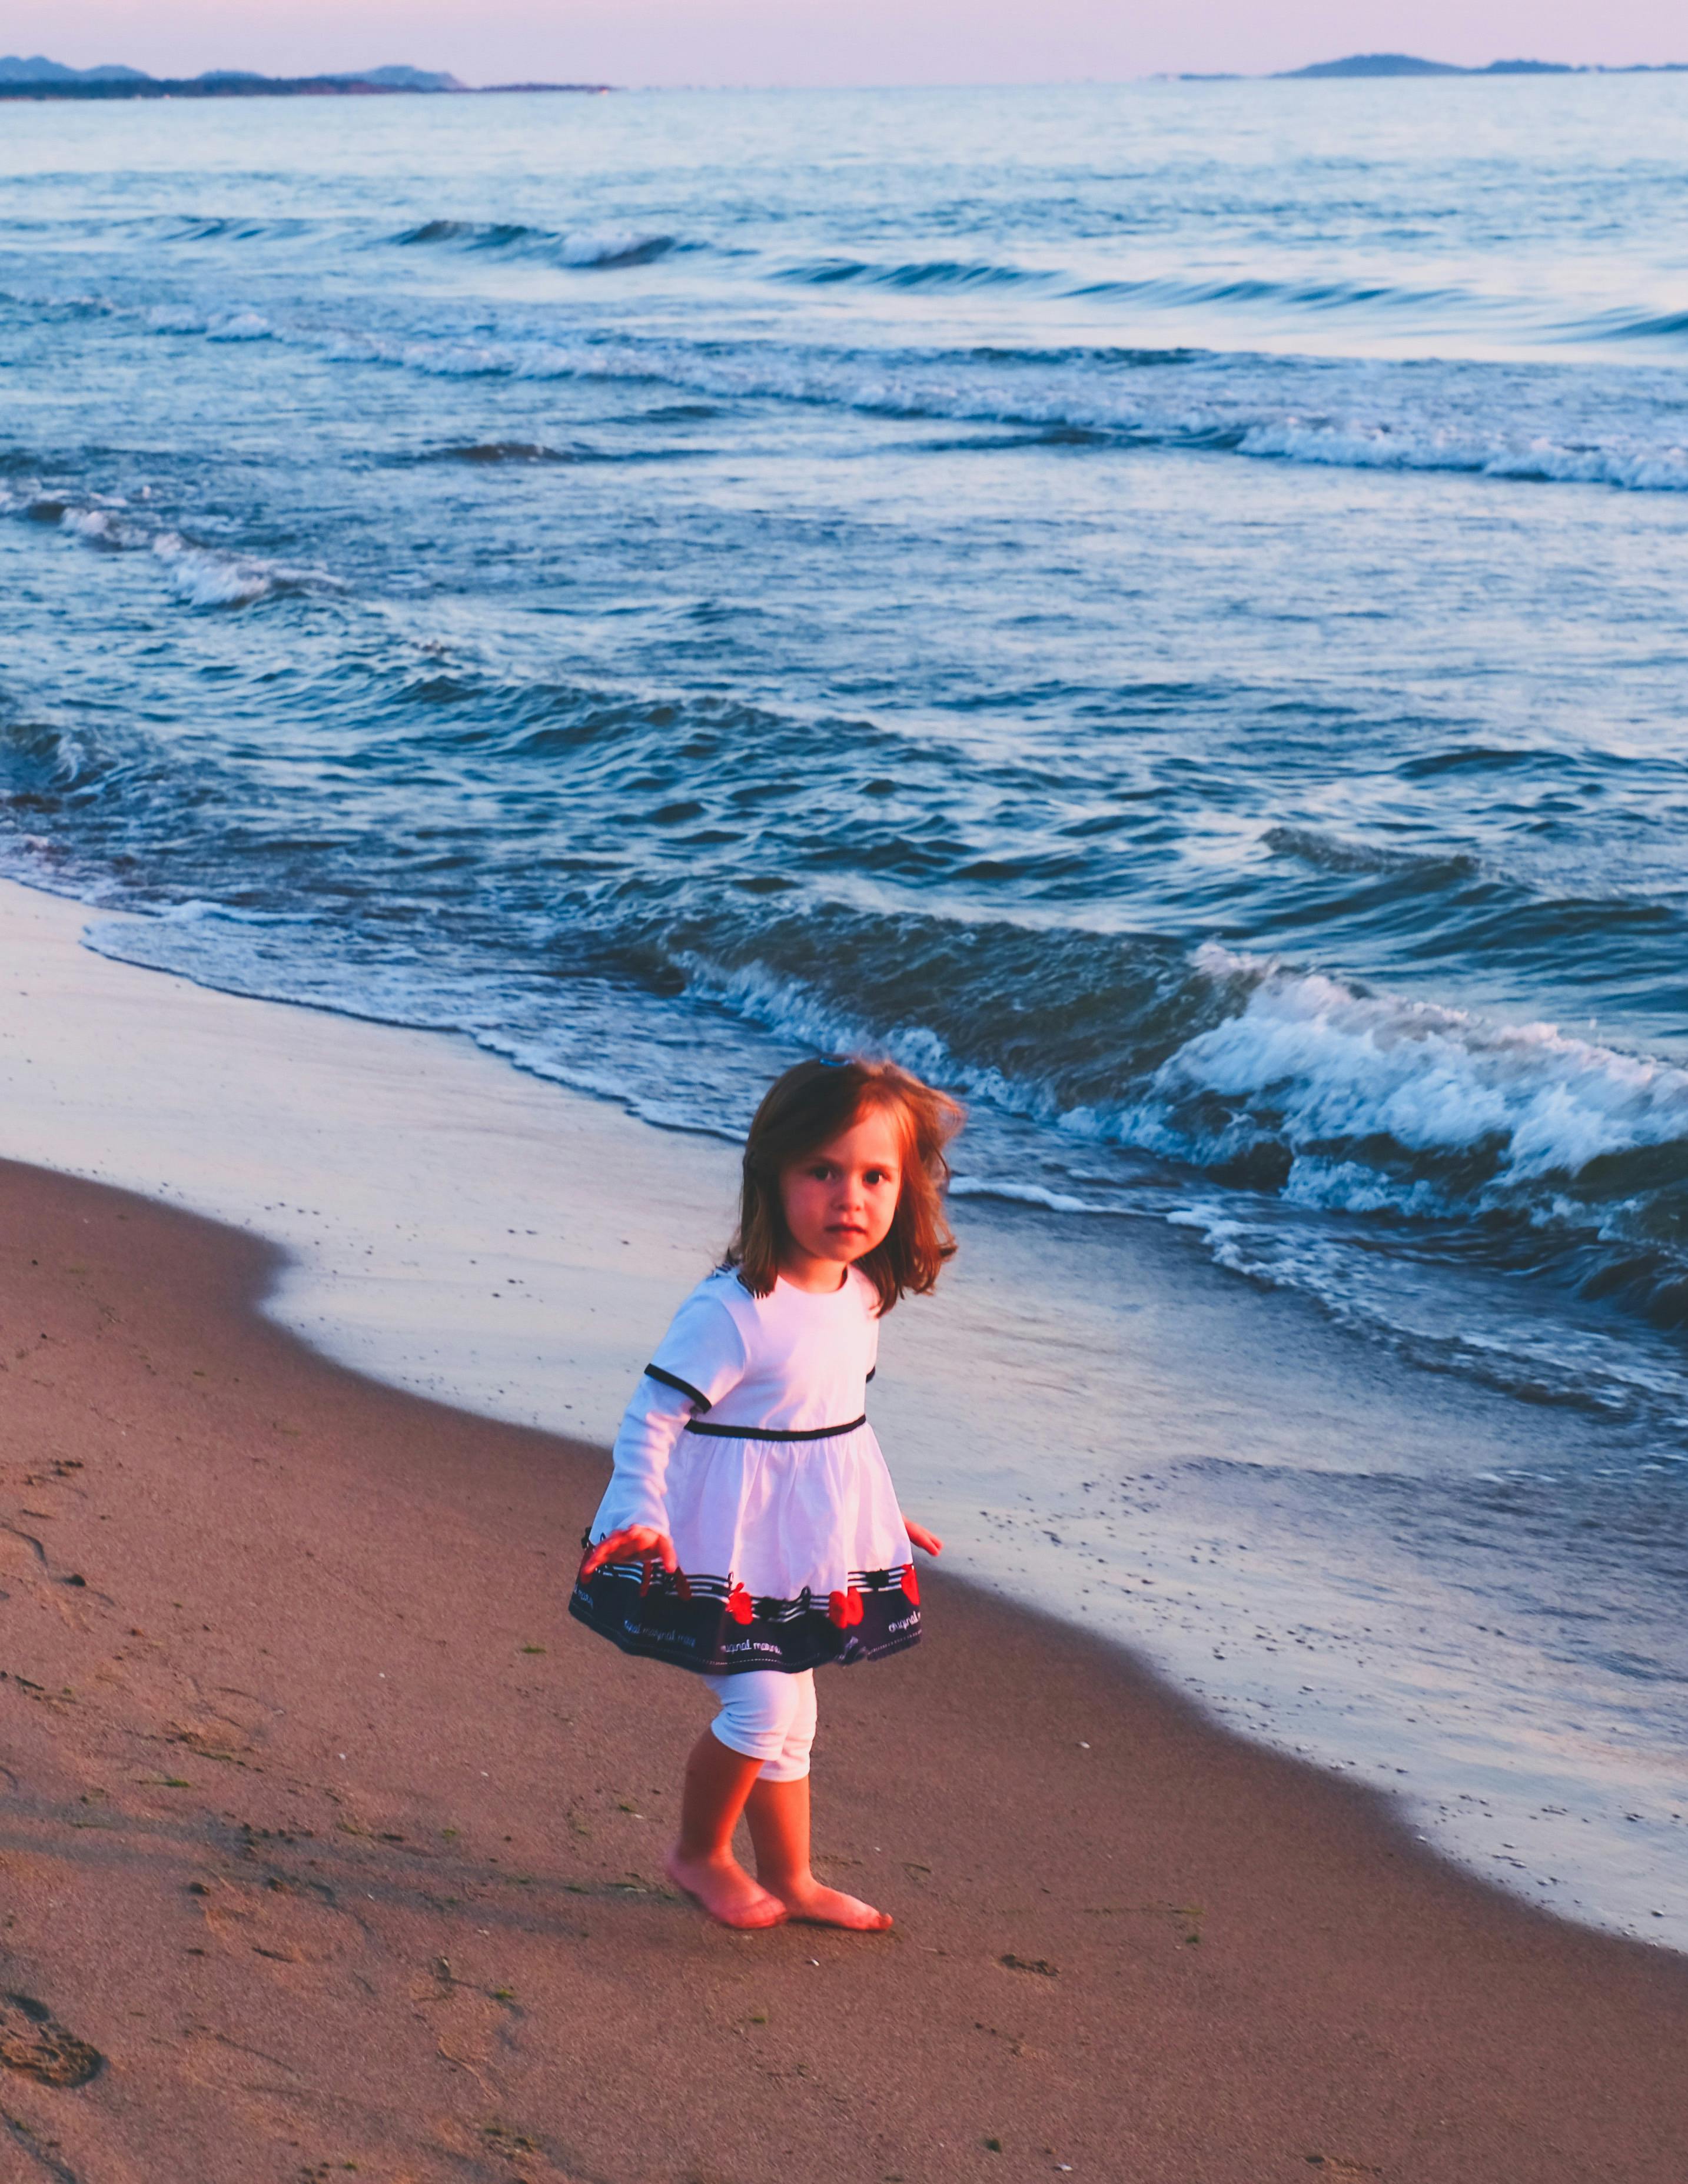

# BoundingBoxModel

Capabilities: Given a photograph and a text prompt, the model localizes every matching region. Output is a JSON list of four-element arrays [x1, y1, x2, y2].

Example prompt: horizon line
[[6, 51, 1688, 97]]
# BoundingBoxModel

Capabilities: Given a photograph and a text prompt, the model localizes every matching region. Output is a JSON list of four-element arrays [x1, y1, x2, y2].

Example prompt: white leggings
[[701, 1668, 818, 1783]]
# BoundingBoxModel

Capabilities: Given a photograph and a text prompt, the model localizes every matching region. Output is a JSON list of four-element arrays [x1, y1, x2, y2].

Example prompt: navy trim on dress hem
[[569, 1562, 921, 1674]]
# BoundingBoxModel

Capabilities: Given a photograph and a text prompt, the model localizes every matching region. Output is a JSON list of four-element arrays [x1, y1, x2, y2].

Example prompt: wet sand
[[0, 1156, 1683, 2182]]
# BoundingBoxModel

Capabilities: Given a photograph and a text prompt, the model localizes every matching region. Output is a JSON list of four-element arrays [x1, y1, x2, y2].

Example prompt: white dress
[[569, 1265, 922, 1674]]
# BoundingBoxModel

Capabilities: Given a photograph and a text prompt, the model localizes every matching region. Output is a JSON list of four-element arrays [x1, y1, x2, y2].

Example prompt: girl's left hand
[[905, 1518, 943, 1556]]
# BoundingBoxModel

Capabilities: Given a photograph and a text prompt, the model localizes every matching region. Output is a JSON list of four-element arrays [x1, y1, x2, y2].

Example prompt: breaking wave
[[776, 256, 1050, 291], [303, 327, 1688, 495], [390, 219, 687, 269], [776, 257, 1489, 321], [0, 480, 334, 608], [579, 898, 1688, 1327], [1125, 945, 1688, 1236]]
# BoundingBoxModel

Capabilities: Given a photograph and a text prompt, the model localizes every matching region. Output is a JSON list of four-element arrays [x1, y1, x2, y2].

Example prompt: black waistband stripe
[[685, 1414, 868, 1442]]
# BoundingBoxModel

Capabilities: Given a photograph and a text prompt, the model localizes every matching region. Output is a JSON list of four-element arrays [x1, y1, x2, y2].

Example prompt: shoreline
[[1, 1152, 1685, 2179], [1, 873, 1683, 1942]]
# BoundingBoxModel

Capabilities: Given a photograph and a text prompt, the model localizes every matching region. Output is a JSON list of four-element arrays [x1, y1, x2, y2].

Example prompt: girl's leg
[[666, 1671, 799, 1929], [743, 1673, 892, 1932]]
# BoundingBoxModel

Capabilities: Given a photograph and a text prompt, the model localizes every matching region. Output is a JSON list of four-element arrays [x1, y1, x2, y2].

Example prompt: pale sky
[[6, 1, 1686, 89]]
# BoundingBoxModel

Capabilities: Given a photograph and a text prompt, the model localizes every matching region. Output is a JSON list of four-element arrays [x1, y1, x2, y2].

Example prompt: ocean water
[[2, 79, 1686, 1929]]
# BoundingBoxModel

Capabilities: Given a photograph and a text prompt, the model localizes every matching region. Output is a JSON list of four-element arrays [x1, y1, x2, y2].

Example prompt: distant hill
[[1277, 52, 1688, 78], [345, 65, 466, 90], [0, 56, 609, 98], [0, 54, 151, 81], [1285, 53, 1465, 77]]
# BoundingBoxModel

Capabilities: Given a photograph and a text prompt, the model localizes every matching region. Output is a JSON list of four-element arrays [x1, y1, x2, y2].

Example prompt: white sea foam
[[1, 481, 334, 611], [1238, 418, 1688, 492], [155, 897, 320, 927], [60, 506, 121, 541], [151, 533, 275, 606], [1122, 945, 1688, 1201], [148, 305, 274, 342], [948, 1175, 1099, 1214], [204, 310, 274, 343]]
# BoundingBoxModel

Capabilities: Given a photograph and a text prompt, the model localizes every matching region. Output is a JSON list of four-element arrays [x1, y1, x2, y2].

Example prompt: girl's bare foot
[[665, 1845, 789, 1929], [762, 1877, 893, 1930]]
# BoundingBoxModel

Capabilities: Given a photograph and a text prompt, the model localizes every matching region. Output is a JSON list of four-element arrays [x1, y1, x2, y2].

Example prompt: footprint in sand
[[0, 1992, 103, 2087], [412, 1959, 524, 2095], [193, 1874, 365, 1969]]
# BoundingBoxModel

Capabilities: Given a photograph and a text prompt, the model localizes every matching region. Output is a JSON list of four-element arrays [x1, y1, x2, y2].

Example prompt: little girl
[[571, 1055, 963, 1931]]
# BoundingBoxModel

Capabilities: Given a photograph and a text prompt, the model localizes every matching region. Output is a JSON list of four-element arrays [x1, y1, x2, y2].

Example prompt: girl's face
[[777, 1105, 904, 1288]]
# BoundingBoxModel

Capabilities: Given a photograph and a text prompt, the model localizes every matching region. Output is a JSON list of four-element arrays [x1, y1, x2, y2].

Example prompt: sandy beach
[[1, 1155, 1685, 2181], [0, 883, 1682, 2177]]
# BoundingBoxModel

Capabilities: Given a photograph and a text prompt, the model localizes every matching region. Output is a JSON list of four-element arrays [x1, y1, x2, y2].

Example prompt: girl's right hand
[[578, 1525, 678, 1581]]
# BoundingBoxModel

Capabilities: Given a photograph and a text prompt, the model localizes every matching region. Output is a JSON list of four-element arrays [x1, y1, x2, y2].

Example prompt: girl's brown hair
[[726, 1057, 965, 1313]]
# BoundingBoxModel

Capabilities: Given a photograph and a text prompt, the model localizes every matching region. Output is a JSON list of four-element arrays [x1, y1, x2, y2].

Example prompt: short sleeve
[[646, 1282, 750, 1412]]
